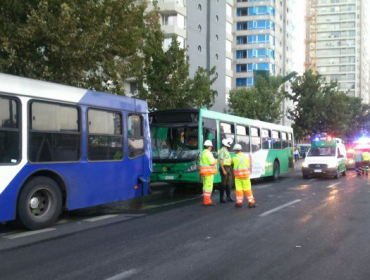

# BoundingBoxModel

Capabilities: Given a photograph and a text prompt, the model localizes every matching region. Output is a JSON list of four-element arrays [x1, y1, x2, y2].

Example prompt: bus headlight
[[186, 163, 198, 172]]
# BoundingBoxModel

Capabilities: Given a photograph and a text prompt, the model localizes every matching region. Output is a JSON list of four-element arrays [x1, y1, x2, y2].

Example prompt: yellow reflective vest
[[232, 152, 251, 179], [199, 149, 217, 176], [218, 147, 232, 166]]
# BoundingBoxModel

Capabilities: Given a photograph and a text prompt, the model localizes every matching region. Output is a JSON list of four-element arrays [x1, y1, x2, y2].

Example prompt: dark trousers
[[220, 165, 233, 199]]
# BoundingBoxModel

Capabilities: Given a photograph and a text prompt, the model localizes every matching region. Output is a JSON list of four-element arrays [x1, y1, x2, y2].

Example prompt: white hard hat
[[204, 140, 213, 147], [233, 144, 242, 151], [222, 139, 230, 147]]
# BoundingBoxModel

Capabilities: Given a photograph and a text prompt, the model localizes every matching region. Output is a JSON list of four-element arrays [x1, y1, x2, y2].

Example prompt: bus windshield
[[307, 147, 336, 157], [151, 125, 199, 161]]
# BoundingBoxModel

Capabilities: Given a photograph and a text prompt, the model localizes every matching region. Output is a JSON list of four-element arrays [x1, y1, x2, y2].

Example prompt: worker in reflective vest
[[199, 140, 217, 206], [354, 150, 363, 175], [362, 150, 370, 175], [232, 144, 257, 208], [218, 138, 235, 203]]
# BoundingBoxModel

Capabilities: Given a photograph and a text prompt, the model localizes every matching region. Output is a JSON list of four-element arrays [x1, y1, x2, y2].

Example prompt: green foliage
[[0, 0, 157, 94], [228, 75, 286, 123], [287, 70, 370, 140], [136, 35, 217, 110]]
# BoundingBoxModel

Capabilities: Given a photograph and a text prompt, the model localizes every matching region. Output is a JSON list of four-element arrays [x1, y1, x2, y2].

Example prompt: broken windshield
[[151, 126, 199, 161]]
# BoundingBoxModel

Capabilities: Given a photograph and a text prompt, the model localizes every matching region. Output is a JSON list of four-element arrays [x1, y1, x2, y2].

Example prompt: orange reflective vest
[[199, 149, 217, 176], [233, 153, 251, 179]]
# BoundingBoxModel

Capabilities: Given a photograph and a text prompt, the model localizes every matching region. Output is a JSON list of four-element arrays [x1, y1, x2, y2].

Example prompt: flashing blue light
[[357, 137, 370, 144], [314, 137, 320, 141]]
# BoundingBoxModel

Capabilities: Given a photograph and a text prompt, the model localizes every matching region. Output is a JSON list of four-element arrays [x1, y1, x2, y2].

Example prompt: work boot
[[226, 196, 235, 202], [248, 203, 258, 208], [220, 198, 227, 203], [235, 203, 242, 208], [204, 202, 216, 206]]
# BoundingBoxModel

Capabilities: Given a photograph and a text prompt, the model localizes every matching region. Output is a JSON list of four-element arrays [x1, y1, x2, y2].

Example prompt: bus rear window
[[0, 97, 20, 164]]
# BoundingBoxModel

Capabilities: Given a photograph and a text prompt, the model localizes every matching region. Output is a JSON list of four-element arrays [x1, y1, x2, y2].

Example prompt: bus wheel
[[273, 161, 280, 181], [17, 177, 62, 230]]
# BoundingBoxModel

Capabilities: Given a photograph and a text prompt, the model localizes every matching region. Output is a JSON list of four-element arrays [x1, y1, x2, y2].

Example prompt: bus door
[[126, 114, 146, 198]]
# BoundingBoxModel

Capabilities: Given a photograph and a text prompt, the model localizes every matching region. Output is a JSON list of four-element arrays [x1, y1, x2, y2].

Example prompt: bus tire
[[17, 176, 62, 230], [273, 161, 280, 181]]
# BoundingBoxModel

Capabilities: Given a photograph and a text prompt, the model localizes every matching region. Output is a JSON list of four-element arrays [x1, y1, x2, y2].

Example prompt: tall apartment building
[[305, 0, 370, 103], [234, 0, 297, 125], [135, 0, 234, 112]]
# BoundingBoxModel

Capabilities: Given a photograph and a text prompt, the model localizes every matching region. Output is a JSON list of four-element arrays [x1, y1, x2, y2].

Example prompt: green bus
[[150, 108, 294, 185]]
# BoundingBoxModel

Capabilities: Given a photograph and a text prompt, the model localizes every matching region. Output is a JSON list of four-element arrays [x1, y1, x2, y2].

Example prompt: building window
[[215, 15, 219, 22], [198, 4, 202, 11], [198, 45, 202, 53], [128, 115, 144, 159], [198, 24, 202, 32], [215, 53, 219, 60]]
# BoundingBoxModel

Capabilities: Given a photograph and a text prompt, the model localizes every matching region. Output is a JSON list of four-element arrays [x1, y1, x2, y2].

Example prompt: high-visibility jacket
[[218, 147, 232, 166], [199, 149, 217, 176], [363, 151, 370, 161], [233, 152, 251, 179]]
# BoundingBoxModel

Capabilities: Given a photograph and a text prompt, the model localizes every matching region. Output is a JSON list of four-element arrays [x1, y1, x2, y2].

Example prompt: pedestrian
[[232, 144, 257, 208], [294, 147, 300, 162], [362, 150, 370, 175], [354, 149, 363, 175], [199, 140, 218, 206], [218, 139, 235, 203]]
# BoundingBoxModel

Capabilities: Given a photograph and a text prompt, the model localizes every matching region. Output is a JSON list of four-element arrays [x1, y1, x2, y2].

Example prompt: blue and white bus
[[0, 74, 152, 229]]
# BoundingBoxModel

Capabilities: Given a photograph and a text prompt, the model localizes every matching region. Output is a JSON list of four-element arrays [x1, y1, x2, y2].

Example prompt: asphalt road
[[1, 169, 370, 280]]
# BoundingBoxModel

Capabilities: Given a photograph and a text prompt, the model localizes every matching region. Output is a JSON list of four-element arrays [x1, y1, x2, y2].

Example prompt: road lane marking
[[309, 179, 317, 182], [327, 182, 341, 188], [260, 199, 302, 217], [145, 196, 202, 210], [83, 214, 118, 222], [121, 214, 146, 217], [106, 269, 140, 280], [55, 219, 70, 224], [4, 228, 55, 239], [0, 230, 22, 237], [256, 184, 272, 189]]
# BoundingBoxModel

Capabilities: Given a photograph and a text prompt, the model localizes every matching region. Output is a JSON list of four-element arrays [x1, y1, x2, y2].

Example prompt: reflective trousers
[[203, 175, 214, 205], [235, 178, 255, 205]]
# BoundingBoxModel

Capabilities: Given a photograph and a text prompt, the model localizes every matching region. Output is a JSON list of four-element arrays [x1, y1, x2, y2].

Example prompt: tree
[[0, 0, 159, 94], [287, 70, 370, 140], [136, 35, 217, 110], [228, 75, 286, 123]]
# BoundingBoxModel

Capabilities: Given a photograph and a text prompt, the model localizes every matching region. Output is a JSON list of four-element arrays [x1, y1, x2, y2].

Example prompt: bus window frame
[[236, 124, 250, 153], [261, 128, 271, 150], [127, 113, 145, 159], [202, 117, 217, 152], [0, 94, 22, 166], [28, 99, 82, 164], [250, 126, 261, 153], [288, 133, 293, 147], [87, 107, 124, 162], [272, 130, 281, 150], [219, 122, 235, 147], [281, 132, 289, 149]]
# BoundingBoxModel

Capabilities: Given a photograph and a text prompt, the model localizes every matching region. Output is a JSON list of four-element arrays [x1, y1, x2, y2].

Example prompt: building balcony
[[162, 24, 186, 38]]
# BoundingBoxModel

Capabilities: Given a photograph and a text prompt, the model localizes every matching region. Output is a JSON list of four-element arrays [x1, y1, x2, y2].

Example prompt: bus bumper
[[150, 171, 200, 184]]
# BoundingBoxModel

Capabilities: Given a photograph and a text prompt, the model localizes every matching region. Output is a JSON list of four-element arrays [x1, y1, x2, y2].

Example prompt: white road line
[[256, 184, 272, 189], [145, 196, 202, 209], [55, 219, 70, 224], [309, 179, 318, 182], [106, 269, 140, 280], [0, 231, 22, 237], [121, 214, 146, 217], [260, 199, 302, 217], [83, 214, 118, 222], [4, 228, 55, 239], [327, 182, 341, 188]]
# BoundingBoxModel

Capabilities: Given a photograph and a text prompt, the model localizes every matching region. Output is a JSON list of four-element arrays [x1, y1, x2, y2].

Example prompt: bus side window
[[251, 127, 261, 152], [202, 118, 217, 150], [236, 125, 250, 153], [220, 122, 235, 146], [30, 101, 81, 163], [87, 109, 123, 161], [0, 97, 20, 164], [288, 133, 293, 147], [261, 129, 271, 150], [282, 132, 288, 149], [272, 130, 281, 150], [128, 114, 145, 159]]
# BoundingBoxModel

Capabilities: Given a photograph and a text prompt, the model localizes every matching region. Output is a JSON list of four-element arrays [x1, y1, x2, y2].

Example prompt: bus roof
[[0, 73, 147, 113]]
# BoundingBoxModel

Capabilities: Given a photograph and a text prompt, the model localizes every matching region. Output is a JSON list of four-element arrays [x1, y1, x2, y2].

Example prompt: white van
[[302, 137, 347, 179]]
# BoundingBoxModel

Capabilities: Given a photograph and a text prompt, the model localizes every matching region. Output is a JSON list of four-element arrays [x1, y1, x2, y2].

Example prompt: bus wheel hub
[[30, 197, 40, 209]]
